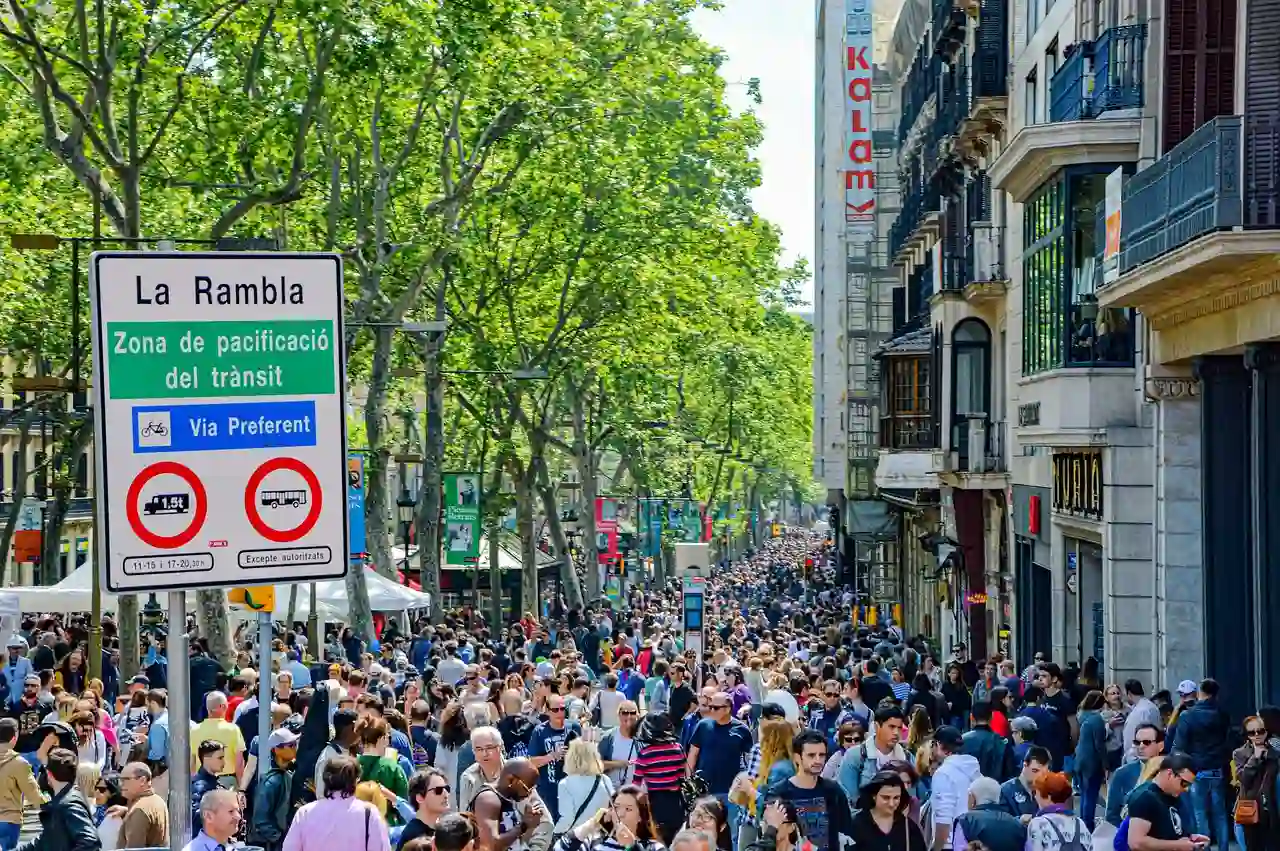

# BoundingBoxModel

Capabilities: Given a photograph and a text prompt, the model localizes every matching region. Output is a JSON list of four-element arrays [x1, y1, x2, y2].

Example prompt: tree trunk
[[418, 332, 445, 623], [535, 472, 584, 610], [364, 328, 396, 580], [196, 589, 234, 666], [118, 595, 140, 679], [573, 384, 601, 601], [286, 584, 298, 625], [515, 467, 538, 618], [488, 521, 503, 631]]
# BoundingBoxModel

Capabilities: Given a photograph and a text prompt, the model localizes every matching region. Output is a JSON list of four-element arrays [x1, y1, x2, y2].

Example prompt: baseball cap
[[266, 728, 300, 750], [934, 725, 965, 750], [129, 674, 150, 687], [760, 702, 787, 720], [1177, 679, 1198, 696]]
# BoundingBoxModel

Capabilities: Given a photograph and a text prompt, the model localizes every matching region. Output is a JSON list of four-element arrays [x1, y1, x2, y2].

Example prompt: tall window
[[881, 356, 933, 450], [953, 319, 992, 417], [1023, 169, 1135, 375], [1022, 177, 1066, 374]]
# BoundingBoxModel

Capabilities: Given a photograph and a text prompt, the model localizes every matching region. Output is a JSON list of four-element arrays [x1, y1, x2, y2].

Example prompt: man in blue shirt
[[527, 694, 580, 822], [184, 787, 242, 851], [686, 691, 753, 796], [145, 689, 171, 774]]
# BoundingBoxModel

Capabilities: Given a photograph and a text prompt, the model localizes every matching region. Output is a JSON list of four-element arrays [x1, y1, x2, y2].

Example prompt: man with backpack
[[836, 705, 907, 800], [408, 700, 440, 771]]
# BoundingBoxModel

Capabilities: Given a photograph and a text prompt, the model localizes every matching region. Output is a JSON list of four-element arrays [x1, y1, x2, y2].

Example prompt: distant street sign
[[90, 252, 349, 592]]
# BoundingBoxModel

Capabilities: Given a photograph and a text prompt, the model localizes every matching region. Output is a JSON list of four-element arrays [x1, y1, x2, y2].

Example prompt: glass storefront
[[1064, 537, 1105, 672]]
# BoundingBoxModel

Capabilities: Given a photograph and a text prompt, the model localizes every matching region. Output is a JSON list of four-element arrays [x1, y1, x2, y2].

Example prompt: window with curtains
[[953, 319, 991, 416], [880, 356, 934, 450]]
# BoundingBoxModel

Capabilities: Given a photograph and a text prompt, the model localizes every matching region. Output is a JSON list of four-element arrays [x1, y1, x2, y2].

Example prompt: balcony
[[932, 0, 965, 58], [956, 0, 1009, 157], [1097, 116, 1280, 362], [993, 25, 1146, 202], [934, 51, 969, 152], [940, 416, 1008, 487], [1049, 25, 1147, 122], [964, 222, 1009, 302], [898, 46, 939, 146], [891, 175, 943, 264]]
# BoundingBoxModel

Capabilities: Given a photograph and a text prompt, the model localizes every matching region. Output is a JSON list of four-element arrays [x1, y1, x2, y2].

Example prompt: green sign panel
[[443, 472, 482, 565], [106, 320, 337, 399]]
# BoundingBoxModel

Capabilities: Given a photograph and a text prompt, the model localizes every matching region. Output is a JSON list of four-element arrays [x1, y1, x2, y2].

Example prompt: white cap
[[266, 727, 300, 750]]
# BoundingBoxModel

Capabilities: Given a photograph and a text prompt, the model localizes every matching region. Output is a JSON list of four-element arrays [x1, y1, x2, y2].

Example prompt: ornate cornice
[[1144, 377, 1200, 401], [1148, 275, 1280, 330]]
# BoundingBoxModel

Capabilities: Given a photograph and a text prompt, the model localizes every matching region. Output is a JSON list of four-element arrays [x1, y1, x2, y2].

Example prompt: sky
[[690, 1, 816, 307]]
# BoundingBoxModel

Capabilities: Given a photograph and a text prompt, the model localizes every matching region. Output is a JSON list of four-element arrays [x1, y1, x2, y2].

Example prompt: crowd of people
[[0, 528, 1274, 851]]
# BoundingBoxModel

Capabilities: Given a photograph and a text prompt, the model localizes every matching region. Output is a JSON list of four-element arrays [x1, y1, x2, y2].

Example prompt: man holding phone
[[1124, 753, 1211, 851]]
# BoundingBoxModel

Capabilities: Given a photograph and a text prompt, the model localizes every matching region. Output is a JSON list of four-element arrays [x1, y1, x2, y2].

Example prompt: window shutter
[[931, 324, 944, 446], [976, 0, 1009, 98], [1163, 0, 1237, 153], [1246, 0, 1280, 225], [892, 287, 906, 334]]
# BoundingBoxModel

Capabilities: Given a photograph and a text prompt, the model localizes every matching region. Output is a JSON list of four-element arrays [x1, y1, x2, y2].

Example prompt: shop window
[[1022, 168, 1135, 376], [880, 356, 933, 450]]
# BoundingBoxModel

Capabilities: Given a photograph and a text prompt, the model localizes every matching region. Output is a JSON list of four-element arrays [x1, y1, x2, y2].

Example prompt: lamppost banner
[[348, 454, 365, 559], [443, 472, 482, 565], [595, 497, 619, 565]]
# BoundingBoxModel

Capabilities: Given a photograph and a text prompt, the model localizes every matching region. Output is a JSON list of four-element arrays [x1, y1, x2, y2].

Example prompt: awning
[[845, 499, 901, 542], [878, 488, 940, 510]]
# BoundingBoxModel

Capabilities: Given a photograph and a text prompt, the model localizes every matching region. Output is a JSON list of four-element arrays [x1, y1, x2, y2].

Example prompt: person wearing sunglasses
[[529, 696, 581, 823], [1104, 724, 1164, 828], [1124, 753, 1209, 851], [1232, 715, 1279, 851], [396, 767, 452, 850]]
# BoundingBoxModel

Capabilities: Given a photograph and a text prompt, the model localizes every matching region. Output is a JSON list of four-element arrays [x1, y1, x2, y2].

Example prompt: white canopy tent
[[7, 562, 429, 619]]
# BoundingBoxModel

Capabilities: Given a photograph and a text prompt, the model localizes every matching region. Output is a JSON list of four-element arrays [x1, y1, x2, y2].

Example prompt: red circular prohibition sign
[[244, 457, 323, 543], [126, 461, 208, 549]]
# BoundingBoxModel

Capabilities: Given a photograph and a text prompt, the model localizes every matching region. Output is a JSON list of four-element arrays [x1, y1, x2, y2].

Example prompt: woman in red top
[[988, 685, 1013, 738]]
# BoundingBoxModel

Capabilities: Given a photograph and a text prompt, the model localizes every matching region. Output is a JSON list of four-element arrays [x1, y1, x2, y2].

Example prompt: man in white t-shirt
[[591, 674, 625, 728]]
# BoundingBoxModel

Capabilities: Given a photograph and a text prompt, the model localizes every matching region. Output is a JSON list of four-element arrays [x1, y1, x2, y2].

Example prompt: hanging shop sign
[[1052, 449, 1103, 520], [843, 0, 875, 228]]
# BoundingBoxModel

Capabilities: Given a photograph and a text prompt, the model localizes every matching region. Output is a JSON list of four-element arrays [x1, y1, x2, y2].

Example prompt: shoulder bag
[[553, 775, 604, 843]]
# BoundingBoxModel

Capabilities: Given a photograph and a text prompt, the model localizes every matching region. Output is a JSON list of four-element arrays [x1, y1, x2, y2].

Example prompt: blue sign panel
[[132, 400, 318, 453], [348, 453, 366, 558]]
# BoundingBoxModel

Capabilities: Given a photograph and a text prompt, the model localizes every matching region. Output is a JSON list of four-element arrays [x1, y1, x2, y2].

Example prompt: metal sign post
[[167, 591, 190, 848], [258, 610, 273, 780]]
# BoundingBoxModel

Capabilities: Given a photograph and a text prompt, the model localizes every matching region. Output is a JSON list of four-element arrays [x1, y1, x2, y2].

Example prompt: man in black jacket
[[962, 702, 1017, 782], [249, 728, 298, 851], [188, 640, 224, 722], [1171, 678, 1232, 851], [17, 748, 98, 851], [953, 776, 1026, 851]]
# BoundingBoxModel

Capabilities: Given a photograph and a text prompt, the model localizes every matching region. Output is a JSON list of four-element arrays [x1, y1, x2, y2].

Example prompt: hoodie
[[0, 748, 42, 825], [930, 753, 983, 849]]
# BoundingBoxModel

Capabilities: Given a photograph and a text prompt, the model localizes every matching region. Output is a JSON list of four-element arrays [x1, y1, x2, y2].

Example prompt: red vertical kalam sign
[[844, 0, 875, 227]]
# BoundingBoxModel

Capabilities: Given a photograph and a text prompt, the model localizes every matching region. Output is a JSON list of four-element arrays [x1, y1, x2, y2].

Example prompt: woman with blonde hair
[[555, 738, 614, 835], [905, 705, 933, 756], [75, 761, 102, 804]]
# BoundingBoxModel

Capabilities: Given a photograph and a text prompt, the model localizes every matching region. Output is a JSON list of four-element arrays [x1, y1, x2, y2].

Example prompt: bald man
[[686, 690, 753, 796], [474, 758, 552, 851], [189, 692, 246, 777]]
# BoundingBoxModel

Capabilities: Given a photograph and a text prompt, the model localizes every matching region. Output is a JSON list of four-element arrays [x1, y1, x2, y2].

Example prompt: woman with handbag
[[1233, 715, 1280, 851]]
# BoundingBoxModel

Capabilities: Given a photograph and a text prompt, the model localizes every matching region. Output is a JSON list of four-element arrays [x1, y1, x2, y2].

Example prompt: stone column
[[1103, 427, 1154, 687], [1245, 344, 1280, 708], [1145, 374, 1204, 689]]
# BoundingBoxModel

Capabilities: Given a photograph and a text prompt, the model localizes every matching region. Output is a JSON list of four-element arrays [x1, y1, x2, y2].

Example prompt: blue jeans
[[1188, 771, 1232, 850], [1078, 770, 1103, 831], [0, 821, 19, 850]]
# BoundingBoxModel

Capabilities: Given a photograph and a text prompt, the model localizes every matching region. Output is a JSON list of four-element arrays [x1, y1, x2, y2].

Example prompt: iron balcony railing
[[1091, 24, 1146, 113], [966, 222, 1006, 283], [1115, 116, 1243, 275], [934, 51, 969, 145], [932, 0, 965, 56], [898, 44, 938, 143], [890, 174, 943, 258], [952, 416, 1006, 472], [881, 414, 935, 450], [1048, 25, 1147, 123], [1049, 42, 1092, 122]]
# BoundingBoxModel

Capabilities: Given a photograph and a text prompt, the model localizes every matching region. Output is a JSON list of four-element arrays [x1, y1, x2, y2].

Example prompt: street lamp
[[396, 455, 422, 581], [141, 594, 164, 627]]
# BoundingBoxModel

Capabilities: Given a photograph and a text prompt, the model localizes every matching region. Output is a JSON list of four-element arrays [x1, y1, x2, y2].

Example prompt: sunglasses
[[1134, 738, 1157, 746], [95, 785, 109, 792], [427, 784, 451, 795], [547, 706, 566, 713], [620, 710, 639, 716], [1247, 728, 1268, 737], [1176, 776, 1195, 790], [824, 692, 839, 698], [710, 703, 730, 709]]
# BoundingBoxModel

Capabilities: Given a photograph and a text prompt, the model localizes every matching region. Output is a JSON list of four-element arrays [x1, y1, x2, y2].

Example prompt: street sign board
[[90, 252, 348, 592]]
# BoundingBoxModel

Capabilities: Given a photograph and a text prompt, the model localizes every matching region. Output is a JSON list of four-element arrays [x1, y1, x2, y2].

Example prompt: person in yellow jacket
[[0, 716, 45, 847]]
